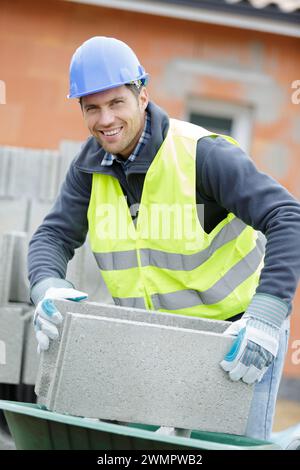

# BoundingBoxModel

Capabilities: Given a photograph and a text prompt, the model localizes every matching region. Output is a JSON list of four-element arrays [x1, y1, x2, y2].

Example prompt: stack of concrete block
[[0, 231, 43, 385], [36, 300, 254, 435], [1, 141, 112, 304], [0, 230, 38, 386], [0, 229, 110, 389], [0, 230, 37, 385], [0, 141, 88, 435], [0, 139, 112, 397], [0, 307, 25, 384], [0, 306, 38, 386]]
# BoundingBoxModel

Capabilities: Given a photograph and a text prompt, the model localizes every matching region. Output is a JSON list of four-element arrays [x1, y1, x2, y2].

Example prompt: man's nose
[[97, 108, 115, 128]]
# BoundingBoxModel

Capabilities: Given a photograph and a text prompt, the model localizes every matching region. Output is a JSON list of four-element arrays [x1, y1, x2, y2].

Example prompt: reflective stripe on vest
[[113, 297, 147, 309], [151, 233, 265, 310], [88, 119, 265, 320], [140, 217, 247, 270], [94, 250, 138, 270], [94, 217, 251, 271]]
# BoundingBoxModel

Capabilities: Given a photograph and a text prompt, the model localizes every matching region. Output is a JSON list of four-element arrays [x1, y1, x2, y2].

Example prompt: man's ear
[[79, 98, 84, 114], [139, 87, 149, 111]]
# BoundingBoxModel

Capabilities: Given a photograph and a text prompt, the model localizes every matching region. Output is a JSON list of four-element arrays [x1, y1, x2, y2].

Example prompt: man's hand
[[220, 316, 280, 385], [33, 287, 88, 353]]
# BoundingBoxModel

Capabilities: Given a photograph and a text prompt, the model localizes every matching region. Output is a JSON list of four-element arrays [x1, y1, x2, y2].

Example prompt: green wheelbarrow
[[2, 399, 298, 450]]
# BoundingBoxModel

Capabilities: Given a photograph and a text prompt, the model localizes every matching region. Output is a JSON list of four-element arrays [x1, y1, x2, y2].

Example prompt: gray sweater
[[28, 102, 300, 323]]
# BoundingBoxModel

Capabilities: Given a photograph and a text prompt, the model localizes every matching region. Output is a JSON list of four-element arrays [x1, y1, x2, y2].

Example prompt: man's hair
[[78, 82, 143, 107], [125, 83, 142, 98]]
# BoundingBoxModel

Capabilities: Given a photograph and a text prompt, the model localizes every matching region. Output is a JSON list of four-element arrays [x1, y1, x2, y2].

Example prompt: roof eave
[[63, 0, 300, 38]]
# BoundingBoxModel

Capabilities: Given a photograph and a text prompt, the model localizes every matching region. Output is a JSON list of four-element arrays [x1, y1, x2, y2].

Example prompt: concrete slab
[[53, 299, 229, 333], [0, 308, 25, 384], [43, 312, 253, 435], [35, 301, 229, 402], [35, 301, 252, 434]]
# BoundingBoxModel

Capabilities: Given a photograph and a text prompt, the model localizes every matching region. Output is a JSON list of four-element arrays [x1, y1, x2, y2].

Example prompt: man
[[28, 36, 300, 440]]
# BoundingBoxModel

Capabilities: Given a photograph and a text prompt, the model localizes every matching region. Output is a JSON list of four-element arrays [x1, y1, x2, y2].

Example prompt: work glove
[[33, 287, 88, 353], [220, 315, 280, 385]]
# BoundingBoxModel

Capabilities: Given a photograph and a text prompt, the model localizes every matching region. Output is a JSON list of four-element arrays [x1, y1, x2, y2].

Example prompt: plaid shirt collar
[[101, 111, 151, 168]]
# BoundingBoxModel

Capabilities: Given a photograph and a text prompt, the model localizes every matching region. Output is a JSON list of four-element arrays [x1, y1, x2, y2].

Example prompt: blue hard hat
[[68, 36, 149, 99]]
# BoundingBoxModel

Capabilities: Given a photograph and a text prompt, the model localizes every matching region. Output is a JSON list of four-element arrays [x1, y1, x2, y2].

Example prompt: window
[[190, 113, 233, 135], [186, 99, 253, 152]]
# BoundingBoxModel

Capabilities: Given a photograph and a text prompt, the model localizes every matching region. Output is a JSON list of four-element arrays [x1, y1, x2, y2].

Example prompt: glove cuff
[[244, 293, 288, 329]]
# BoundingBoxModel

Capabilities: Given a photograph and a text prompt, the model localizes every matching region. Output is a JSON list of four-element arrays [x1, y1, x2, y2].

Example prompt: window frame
[[185, 98, 253, 153]]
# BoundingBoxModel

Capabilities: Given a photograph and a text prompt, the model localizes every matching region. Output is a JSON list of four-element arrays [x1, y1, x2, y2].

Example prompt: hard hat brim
[[68, 74, 149, 99]]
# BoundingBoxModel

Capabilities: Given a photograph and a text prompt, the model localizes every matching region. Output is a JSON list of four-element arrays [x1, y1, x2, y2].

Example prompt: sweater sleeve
[[28, 161, 92, 303], [196, 136, 300, 313]]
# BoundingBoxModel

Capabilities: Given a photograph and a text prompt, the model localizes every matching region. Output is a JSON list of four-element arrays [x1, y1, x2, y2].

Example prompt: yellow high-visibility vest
[[88, 119, 264, 320]]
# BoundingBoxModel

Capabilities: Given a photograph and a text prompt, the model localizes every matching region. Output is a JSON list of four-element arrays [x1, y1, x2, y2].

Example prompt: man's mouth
[[100, 127, 123, 137]]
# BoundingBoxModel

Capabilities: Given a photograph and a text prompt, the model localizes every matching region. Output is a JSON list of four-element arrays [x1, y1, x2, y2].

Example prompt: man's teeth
[[102, 128, 122, 136]]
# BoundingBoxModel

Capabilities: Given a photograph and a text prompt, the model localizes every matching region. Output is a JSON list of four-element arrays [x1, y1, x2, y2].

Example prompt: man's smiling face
[[81, 85, 148, 158]]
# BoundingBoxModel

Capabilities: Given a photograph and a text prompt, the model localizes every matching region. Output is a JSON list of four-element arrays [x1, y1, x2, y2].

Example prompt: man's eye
[[113, 100, 124, 105]]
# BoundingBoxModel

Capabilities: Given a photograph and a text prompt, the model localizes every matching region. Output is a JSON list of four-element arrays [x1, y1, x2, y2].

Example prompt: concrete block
[[35, 301, 228, 401], [38, 149, 61, 202], [0, 308, 25, 384], [0, 146, 59, 201], [57, 140, 83, 189], [27, 202, 112, 303], [0, 232, 30, 304], [66, 241, 113, 304], [43, 312, 253, 435], [0, 234, 14, 305], [54, 300, 229, 333], [27, 200, 53, 239], [21, 310, 39, 385], [0, 147, 12, 198], [36, 302, 252, 435], [65, 245, 86, 293], [9, 232, 30, 303], [0, 199, 28, 235]]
